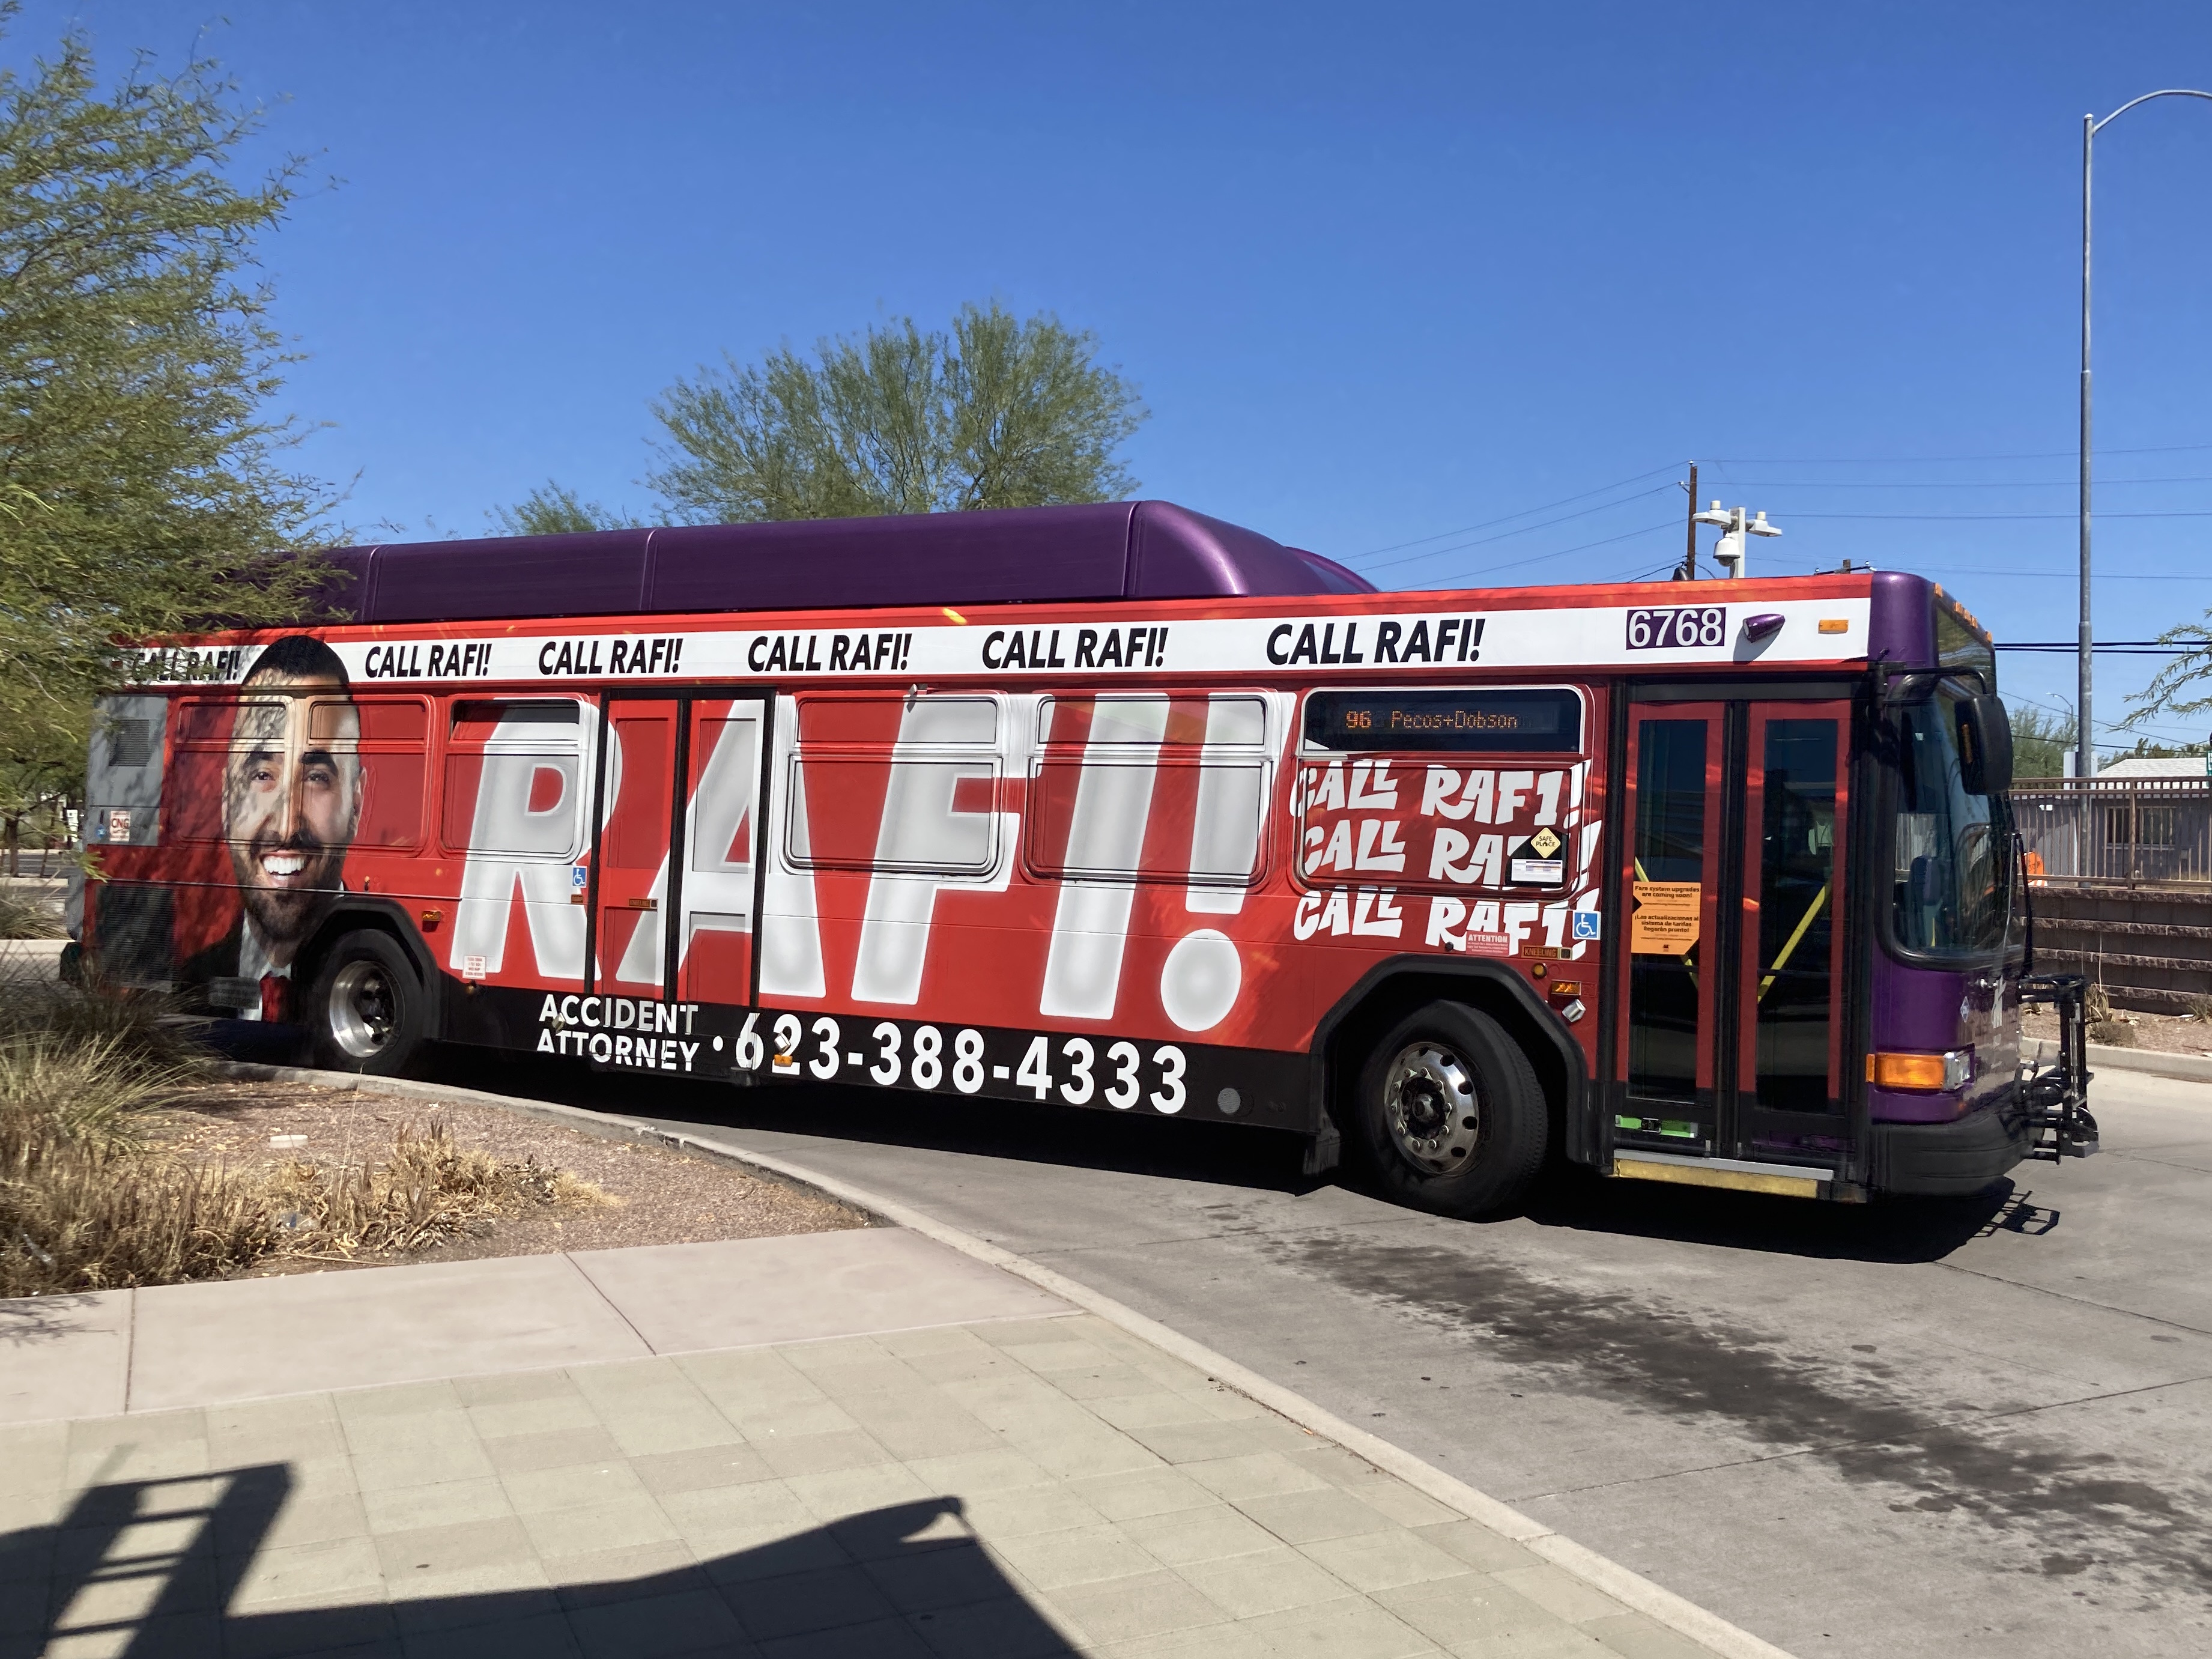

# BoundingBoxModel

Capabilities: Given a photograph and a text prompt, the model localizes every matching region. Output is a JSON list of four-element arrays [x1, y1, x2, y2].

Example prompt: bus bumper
[[1870, 1095, 2032, 1197]]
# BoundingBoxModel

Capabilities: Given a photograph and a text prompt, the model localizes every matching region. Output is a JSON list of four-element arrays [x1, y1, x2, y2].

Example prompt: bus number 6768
[[1626, 606, 1726, 649]]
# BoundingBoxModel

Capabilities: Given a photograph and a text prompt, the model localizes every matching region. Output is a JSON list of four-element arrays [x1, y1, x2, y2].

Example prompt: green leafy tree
[[2126, 614, 2212, 739], [2005, 703, 2077, 778], [489, 481, 643, 536], [646, 302, 1146, 523], [0, 9, 332, 792]]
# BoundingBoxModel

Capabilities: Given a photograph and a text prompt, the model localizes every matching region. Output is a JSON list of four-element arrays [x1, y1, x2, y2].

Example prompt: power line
[[2002, 685, 2204, 747], [1401, 517, 1683, 589], [1354, 486, 1677, 574], [1357, 441, 2212, 574], [1709, 440, 2212, 464], [1736, 562, 2212, 583], [1702, 473, 2212, 490], [1350, 464, 1680, 559], [1784, 508, 2212, 521]]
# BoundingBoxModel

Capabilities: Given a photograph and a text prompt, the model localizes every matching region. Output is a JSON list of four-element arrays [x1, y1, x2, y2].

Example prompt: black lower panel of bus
[[1870, 1097, 2034, 1196], [438, 981, 1319, 1135]]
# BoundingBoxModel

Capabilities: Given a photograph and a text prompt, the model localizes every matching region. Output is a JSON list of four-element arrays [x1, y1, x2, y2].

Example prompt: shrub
[[0, 978, 605, 1295], [0, 888, 63, 939], [264, 1123, 611, 1261]]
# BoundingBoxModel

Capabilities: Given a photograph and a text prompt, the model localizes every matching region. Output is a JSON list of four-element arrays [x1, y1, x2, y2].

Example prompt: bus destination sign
[[1303, 688, 1583, 753]]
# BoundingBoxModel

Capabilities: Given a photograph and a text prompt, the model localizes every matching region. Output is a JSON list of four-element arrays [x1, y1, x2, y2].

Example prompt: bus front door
[[1612, 693, 1853, 1186]]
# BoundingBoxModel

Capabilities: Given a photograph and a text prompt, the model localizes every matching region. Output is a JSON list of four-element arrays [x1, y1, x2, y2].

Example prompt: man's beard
[[232, 828, 342, 953]]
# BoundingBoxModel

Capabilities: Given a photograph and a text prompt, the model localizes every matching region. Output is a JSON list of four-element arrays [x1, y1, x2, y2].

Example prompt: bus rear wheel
[[307, 930, 425, 1077], [1354, 1001, 1547, 1219]]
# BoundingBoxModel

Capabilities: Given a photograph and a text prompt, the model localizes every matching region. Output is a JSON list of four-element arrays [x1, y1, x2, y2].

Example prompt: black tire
[[306, 930, 425, 1076], [1353, 1001, 1548, 1219]]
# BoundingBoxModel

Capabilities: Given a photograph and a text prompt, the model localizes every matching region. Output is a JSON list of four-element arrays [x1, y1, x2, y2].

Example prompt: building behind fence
[[2010, 778, 2212, 1013], [2013, 777, 2212, 888]]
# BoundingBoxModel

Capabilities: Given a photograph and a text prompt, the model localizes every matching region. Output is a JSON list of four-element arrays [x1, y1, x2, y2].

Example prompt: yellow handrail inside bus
[[1759, 882, 1829, 1001]]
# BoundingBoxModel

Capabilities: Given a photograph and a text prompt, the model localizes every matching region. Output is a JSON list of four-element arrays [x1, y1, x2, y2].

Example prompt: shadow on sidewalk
[[0, 1293, 109, 1350], [6, 1464, 1077, 1656]]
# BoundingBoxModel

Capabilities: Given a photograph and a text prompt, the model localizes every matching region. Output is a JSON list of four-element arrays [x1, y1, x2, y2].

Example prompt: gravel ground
[[2023, 1005, 2212, 1057], [156, 1080, 870, 1273]]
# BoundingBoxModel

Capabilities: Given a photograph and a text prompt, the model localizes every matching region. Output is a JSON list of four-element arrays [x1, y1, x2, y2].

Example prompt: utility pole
[[2078, 88, 2212, 783], [1680, 463, 1699, 580]]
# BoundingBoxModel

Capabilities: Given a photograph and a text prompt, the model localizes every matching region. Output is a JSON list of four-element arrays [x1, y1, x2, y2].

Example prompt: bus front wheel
[[306, 930, 425, 1077], [1354, 1001, 1547, 1219]]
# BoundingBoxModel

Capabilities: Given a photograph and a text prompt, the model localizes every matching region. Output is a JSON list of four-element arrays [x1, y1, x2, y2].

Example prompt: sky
[[11, 0, 2212, 754]]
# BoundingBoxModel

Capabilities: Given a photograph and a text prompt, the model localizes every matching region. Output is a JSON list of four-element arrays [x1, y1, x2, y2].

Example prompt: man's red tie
[[259, 974, 290, 1024]]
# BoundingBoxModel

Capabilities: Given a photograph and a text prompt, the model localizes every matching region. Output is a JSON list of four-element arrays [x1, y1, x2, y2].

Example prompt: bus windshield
[[1893, 691, 2011, 956]]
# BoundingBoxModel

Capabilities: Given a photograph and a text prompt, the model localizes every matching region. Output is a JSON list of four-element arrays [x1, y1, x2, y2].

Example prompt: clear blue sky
[[13, 1, 2212, 750]]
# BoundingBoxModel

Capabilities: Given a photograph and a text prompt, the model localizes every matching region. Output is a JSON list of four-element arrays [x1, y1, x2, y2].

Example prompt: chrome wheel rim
[[327, 960, 396, 1059], [1383, 1042, 1480, 1174]]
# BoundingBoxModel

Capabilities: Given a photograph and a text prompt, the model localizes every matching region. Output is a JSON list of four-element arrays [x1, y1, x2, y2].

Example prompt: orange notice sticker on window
[[1631, 881, 1703, 956]]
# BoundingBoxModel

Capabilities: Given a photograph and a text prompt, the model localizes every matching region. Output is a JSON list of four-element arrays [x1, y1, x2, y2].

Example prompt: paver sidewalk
[[1, 1234, 1727, 1658]]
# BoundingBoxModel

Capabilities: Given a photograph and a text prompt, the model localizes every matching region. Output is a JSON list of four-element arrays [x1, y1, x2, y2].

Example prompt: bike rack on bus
[[2019, 973, 2100, 1160]]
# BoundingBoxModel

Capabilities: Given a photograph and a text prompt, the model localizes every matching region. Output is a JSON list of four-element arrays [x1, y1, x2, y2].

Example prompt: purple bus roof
[[313, 501, 1374, 625]]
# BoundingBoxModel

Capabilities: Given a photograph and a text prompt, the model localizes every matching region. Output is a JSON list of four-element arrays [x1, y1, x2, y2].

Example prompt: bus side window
[[1025, 694, 1271, 887], [786, 694, 1001, 876], [169, 700, 279, 844], [439, 699, 586, 858], [317, 697, 428, 851]]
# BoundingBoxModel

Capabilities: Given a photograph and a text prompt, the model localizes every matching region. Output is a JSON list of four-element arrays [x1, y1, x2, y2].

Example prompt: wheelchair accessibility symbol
[[1571, 911, 1602, 942]]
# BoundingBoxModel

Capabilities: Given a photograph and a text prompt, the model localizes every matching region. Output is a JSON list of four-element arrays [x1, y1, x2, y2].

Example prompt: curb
[[2082, 1042, 2212, 1085], [220, 1060, 1795, 1659]]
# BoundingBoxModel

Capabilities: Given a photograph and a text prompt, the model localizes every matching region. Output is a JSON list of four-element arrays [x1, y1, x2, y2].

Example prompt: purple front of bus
[[1861, 572, 2032, 1196]]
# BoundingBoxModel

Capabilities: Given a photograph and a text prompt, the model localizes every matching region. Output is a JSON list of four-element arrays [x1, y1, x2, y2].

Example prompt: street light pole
[[2079, 89, 2212, 782]]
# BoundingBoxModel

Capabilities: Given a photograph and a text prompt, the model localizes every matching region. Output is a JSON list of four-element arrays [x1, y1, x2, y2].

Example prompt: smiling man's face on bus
[[224, 646, 362, 966]]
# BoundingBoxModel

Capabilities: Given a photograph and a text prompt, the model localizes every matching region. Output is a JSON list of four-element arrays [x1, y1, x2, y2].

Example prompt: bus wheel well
[[1322, 969, 1574, 1158], [295, 905, 440, 1039]]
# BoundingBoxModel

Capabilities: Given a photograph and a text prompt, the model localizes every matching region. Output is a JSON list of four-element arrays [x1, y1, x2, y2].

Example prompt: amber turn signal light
[[1867, 1050, 1971, 1091], [419, 908, 444, 929], [1817, 619, 1849, 634]]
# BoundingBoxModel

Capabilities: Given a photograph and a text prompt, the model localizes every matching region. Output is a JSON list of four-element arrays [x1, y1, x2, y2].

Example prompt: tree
[[646, 302, 1145, 523], [489, 481, 643, 536], [2006, 703, 2077, 778], [0, 10, 331, 792], [2126, 614, 2212, 738]]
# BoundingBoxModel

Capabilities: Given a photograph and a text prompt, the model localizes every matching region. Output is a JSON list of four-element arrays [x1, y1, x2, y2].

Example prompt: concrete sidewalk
[[0, 1230, 1064, 1424], [1, 1228, 1736, 1659]]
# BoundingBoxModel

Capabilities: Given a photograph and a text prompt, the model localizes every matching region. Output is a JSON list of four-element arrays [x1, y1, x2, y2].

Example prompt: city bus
[[76, 500, 2095, 1217]]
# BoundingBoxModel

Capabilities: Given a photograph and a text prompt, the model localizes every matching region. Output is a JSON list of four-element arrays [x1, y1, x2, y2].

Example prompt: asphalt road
[[421, 1046, 2212, 1658]]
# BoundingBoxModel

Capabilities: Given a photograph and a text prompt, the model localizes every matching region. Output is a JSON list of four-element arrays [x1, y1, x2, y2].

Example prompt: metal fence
[[2013, 777, 2212, 887]]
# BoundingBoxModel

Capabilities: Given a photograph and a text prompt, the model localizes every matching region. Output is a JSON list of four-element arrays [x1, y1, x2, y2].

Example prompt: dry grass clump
[[0, 888, 63, 939], [0, 975, 608, 1296], [263, 1122, 612, 1263]]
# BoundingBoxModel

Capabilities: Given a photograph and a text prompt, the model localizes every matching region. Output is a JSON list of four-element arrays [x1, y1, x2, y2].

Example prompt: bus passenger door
[[592, 700, 680, 999], [1615, 702, 1727, 1151], [1733, 702, 1850, 1160], [676, 698, 767, 1007], [1611, 694, 1853, 1177]]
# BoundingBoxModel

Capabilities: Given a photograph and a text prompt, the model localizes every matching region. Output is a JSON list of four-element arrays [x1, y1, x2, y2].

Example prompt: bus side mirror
[[1959, 696, 2013, 795]]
